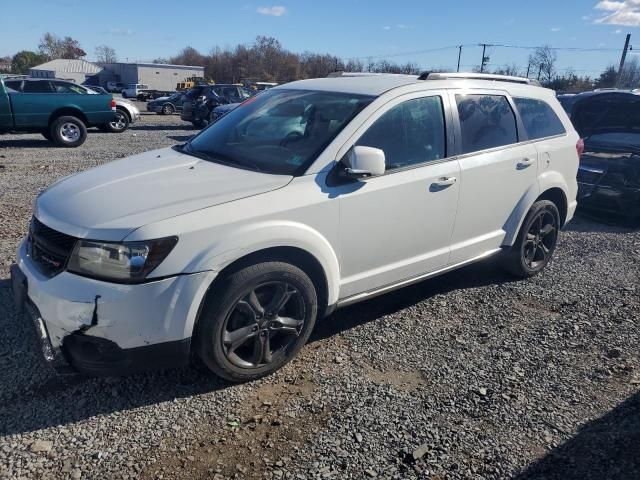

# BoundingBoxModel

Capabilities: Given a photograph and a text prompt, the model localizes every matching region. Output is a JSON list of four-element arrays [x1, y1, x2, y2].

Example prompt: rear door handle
[[431, 176, 457, 189], [517, 157, 535, 169]]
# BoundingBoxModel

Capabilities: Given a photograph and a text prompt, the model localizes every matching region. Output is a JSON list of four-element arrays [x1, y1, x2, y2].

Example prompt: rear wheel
[[50, 116, 87, 148], [503, 200, 560, 278], [162, 104, 174, 115], [104, 109, 130, 133], [196, 262, 317, 382]]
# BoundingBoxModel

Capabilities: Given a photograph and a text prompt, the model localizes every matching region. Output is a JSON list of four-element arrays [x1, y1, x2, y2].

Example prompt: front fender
[[185, 221, 341, 306]]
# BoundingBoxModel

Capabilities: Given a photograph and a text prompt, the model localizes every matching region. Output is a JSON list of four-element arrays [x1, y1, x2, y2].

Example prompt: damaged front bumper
[[12, 240, 216, 376]]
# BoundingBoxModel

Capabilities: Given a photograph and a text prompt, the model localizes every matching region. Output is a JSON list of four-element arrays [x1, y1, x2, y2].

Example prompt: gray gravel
[[1, 110, 639, 480]]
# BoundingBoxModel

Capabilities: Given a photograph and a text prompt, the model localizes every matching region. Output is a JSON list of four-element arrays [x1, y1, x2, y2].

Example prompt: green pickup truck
[[0, 77, 116, 147]]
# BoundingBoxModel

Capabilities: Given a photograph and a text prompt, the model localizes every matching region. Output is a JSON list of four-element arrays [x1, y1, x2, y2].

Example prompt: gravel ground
[[1, 109, 639, 480]]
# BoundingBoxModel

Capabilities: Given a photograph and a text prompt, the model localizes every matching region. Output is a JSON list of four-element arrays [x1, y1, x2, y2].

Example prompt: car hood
[[35, 147, 292, 241], [151, 96, 170, 103], [572, 92, 640, 137]]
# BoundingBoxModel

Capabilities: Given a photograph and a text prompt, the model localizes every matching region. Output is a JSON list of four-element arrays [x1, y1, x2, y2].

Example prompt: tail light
[[576, 138, 585, 157], [111, 99, 116, 111]]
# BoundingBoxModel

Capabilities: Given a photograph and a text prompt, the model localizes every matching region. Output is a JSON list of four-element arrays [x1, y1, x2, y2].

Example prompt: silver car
[[86, 86, 140, 133]]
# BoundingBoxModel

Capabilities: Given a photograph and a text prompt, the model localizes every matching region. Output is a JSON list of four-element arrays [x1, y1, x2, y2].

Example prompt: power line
[[350, 42, 622, 62]]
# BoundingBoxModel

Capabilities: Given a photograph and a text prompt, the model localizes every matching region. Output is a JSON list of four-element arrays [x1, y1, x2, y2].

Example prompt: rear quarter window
[[514, 97, 566, 140]]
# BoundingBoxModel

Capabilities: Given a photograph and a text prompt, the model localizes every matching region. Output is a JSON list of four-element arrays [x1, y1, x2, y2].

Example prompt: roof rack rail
[[418, 72, 541, 86], [327, 71, 417, 78]]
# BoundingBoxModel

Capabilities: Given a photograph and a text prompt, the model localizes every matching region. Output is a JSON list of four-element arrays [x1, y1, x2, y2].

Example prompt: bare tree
[[38, 32, 86, 59], [95, 45, 117, 63], [529, 46, 557, 84], [618, 57, 640, 88], [494, 63, 520, 77]]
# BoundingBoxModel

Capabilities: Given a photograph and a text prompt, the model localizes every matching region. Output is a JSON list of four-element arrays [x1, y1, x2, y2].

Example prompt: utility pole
[[526, 61, 531, 78], [480, 44, 487, 72], [457, 45, 462, 72], [616, 33, 631, 87]]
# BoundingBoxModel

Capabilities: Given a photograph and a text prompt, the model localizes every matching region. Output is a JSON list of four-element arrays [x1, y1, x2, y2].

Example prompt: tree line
[[1, 33, 638, 92]]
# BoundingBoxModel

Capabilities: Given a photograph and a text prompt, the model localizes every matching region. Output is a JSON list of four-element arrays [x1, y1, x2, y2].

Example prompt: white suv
[[11, 73, 579, 382]]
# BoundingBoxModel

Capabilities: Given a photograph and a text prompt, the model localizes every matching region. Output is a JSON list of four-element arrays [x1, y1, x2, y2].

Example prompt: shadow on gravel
[[0, 139, 53, 149], [311, 258, 516, 343], [568, 212, 640, 232], [516, 392, 640, 480]]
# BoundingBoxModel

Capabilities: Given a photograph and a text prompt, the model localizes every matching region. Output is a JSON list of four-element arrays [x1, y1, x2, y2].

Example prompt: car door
[[448, 90, 539, 264], [336, 91, 461, 299], [11, 80, 55, 128]]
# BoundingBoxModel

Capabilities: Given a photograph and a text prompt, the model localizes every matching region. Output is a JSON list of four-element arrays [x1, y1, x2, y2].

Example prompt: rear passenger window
[[22, 81, 53, 93], [456, 94, 517, 154], [356, 96, 446, 170], [514, 97, 566, 140]]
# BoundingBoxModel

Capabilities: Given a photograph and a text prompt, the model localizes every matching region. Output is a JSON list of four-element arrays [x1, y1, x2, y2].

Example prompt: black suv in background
[[180, 84, 253, 126], [564, 90, 640, 223]]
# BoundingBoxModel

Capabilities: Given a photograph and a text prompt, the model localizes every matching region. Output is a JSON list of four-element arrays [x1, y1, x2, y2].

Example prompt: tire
[[162, 104, 174, 115], [503, 200, 560, 278], [104, 109, 130, 133], [122, 91, 128, 98], [196, 261, 318, 382], [50, 116, 87, 148]]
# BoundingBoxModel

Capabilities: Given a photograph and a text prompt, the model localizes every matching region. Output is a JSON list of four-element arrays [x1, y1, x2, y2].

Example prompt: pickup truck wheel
[[503, 200, 560, 278], [105, 109, 130, 133], [50, 116, 87, 148], [196, 262, 318, 382]]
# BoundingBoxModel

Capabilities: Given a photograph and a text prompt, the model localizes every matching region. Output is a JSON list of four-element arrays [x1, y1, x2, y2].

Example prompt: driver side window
[[356, 96, 446, 171]]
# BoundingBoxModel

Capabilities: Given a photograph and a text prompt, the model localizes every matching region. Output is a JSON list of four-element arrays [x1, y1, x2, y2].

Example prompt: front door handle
[[431, 176, 457, 190], [517, 157, 535, 169]]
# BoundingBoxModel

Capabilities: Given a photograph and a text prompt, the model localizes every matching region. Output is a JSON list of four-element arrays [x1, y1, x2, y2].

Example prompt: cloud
[[614, 28, 623, 32], [550, 27, 562, 31], [593, 0, 640, 26], [396, 24, 410, 29], [105, 27, 134, 36], [382, 26, 391, 30], [256, 6, 287, 16]]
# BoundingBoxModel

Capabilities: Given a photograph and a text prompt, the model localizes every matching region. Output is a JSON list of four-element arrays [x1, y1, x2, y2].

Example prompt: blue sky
[[3, 0, 640, 77]]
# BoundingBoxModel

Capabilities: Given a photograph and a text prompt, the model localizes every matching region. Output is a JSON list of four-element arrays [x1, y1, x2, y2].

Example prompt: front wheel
[[503, 200, 560, 278], [196, 262, 318, 382], [50, 116, 87, 148]]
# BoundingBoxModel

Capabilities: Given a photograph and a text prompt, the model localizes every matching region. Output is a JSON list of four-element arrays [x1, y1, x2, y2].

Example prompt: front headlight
[[67, 236, 178, 283]]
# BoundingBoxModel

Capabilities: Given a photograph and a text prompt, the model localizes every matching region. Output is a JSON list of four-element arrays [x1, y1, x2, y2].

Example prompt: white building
[[29, 59, 103, 84]]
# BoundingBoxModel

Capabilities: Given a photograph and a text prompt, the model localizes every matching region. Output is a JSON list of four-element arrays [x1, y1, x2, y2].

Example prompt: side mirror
[[344, 146, 386, 179]]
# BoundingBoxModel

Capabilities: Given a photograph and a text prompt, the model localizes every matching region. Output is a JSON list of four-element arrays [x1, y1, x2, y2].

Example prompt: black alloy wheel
[[504, 199, 560, 278], [523, 209, 557, 270], [196, 262, 317, 382], [222, 281, 304, 369]]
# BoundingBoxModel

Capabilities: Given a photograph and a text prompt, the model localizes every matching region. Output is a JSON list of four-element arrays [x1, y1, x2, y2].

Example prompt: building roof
[[100, 62, 204, 70], [30, 59, 102, 74]]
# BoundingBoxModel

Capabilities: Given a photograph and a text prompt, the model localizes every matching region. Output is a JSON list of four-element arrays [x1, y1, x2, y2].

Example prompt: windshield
[[185, 89, 374, 175]]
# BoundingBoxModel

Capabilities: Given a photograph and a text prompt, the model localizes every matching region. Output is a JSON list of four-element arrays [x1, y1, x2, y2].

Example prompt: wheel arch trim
[[502, 173, 570, 247]]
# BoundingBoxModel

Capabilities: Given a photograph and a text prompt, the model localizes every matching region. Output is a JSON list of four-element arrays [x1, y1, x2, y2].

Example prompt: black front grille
[[28, 217, 78, 276]]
